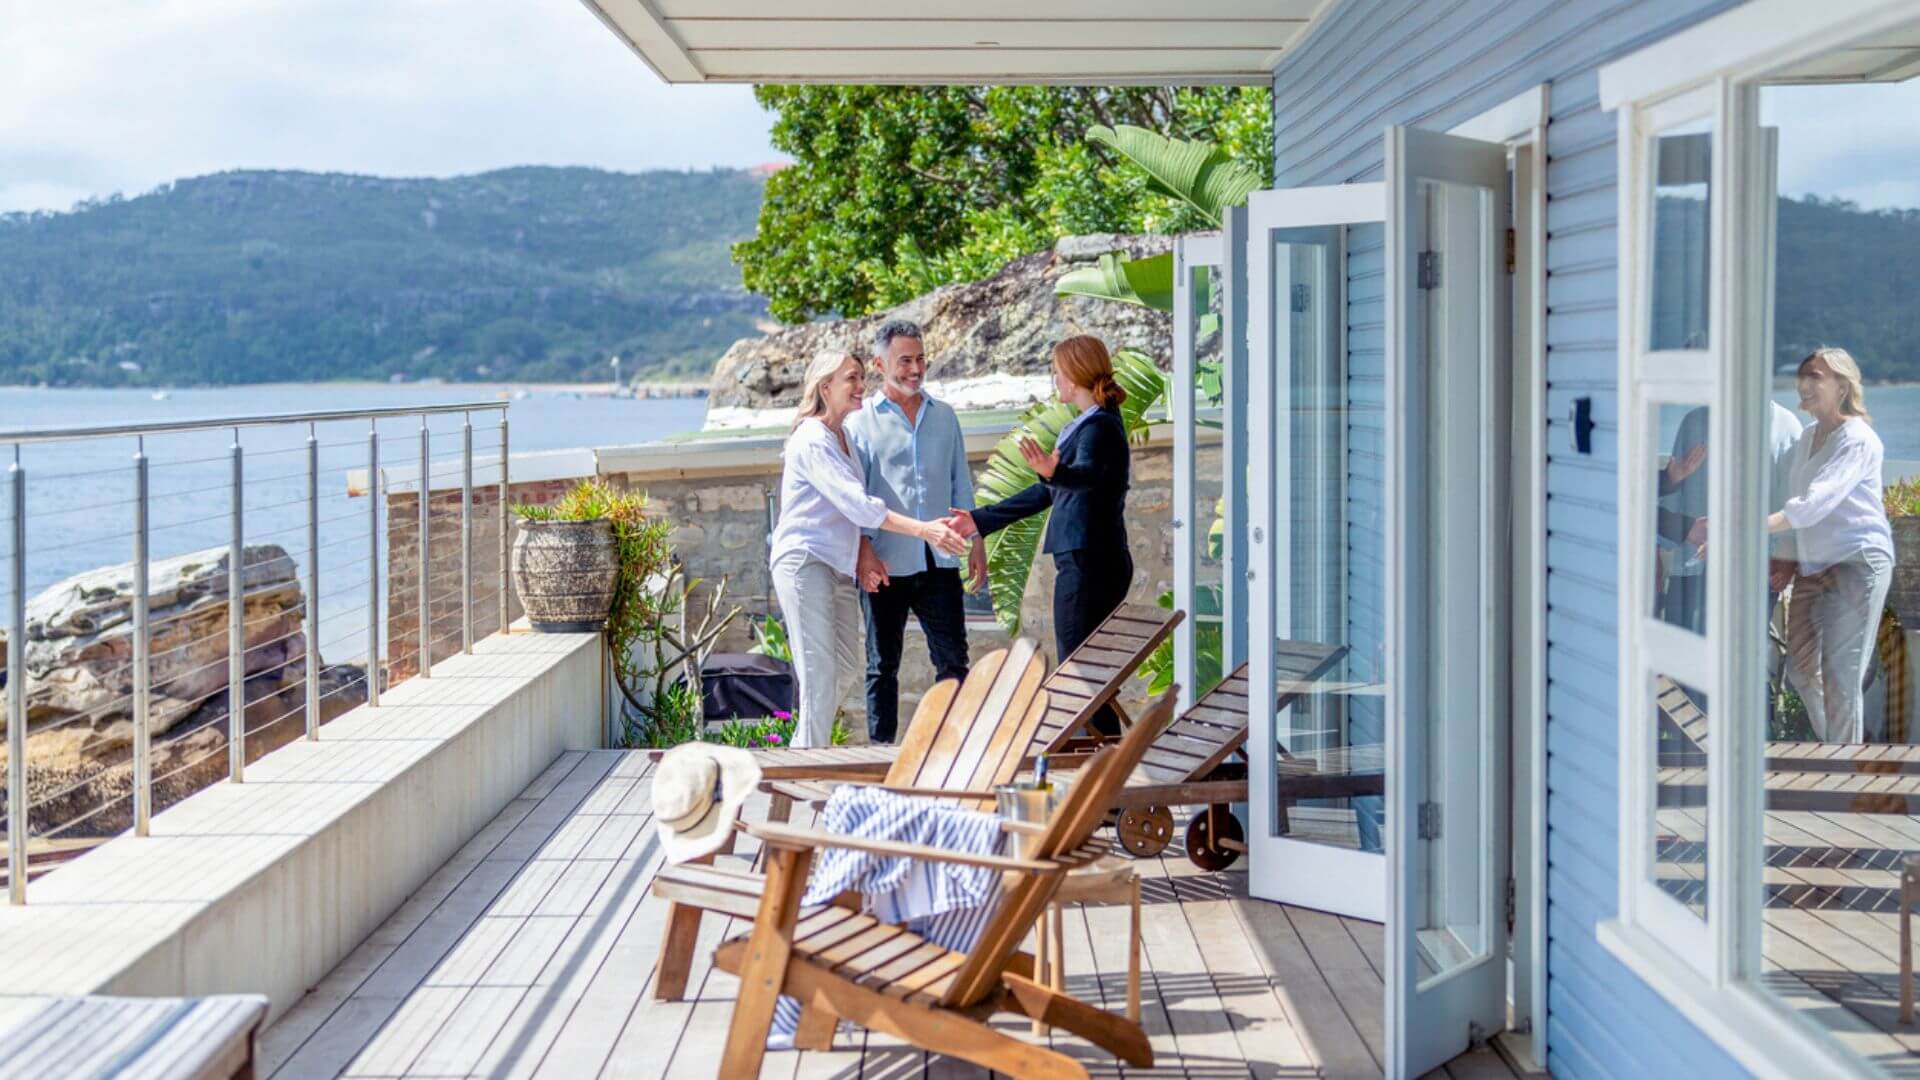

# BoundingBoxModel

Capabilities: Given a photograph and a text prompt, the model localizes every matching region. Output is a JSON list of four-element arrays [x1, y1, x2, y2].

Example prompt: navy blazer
[[972, 406, 1130, 555]]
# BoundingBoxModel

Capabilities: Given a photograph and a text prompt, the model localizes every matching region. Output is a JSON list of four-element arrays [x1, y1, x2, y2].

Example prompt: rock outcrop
[[0, 544, 366, 836], [707, 234, 1172, 410]]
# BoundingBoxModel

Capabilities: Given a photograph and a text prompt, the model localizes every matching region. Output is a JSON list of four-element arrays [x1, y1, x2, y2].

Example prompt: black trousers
[[862, 565, 971, 743], [1053, 546, 1134, 736]]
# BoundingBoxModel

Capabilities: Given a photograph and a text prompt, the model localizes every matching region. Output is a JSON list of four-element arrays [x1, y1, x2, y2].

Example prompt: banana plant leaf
[[977, 350, 1167, 634], [1054, 251, 1173, 313], [1087, 124, 1265, 228]]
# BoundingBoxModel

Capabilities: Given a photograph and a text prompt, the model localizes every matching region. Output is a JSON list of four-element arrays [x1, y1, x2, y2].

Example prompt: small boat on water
[[150, 390, 171, 401]]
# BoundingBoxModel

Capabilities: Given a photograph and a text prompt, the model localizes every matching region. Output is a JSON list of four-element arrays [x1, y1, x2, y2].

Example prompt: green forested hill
[[0, 166, 769, 386]]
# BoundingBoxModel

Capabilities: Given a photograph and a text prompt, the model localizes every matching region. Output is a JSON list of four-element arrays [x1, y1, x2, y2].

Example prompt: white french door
[[1384, 124, 1513, 1078], [1244, 181, 1387, 920]]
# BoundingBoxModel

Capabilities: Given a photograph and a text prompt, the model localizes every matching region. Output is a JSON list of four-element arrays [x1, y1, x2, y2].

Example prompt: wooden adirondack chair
[[710, 687, 1179, 1078], [650, 638, 1052, 1002], [696, 603, 1184, 793]]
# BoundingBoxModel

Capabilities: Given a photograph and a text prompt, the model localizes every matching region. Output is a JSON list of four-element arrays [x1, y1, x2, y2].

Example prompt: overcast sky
[[0, 0, 780, 213], [1763, 82, 1920, 211]]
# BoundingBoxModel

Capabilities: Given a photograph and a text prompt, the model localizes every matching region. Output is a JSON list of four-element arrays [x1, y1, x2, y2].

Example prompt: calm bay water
[[0, 384, 707, 665]]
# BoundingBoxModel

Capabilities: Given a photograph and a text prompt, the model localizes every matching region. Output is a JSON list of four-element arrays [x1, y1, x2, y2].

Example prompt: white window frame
[[1596, 1, 1920, 1076]]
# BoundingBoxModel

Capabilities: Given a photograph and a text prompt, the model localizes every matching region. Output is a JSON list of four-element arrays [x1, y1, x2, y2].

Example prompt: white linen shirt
[[770, 417, 891, 578], [1781, 416, 1894, 574]]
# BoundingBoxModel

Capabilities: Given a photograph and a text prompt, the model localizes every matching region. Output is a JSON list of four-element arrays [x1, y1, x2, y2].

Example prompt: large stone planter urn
[[1887, 516, 1920, 631], [511, 518, 619, 632]]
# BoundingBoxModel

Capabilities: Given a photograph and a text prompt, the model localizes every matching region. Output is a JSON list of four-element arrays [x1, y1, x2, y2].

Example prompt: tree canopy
[[734, 86, 1274, 323]]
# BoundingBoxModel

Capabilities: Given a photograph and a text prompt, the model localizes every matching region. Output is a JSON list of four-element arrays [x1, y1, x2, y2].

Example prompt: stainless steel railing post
[[417, 419, 430, 679], [498, 416, 509, 637], [132, 439, 151, 836], [461, 414, 473, 655], [367, 423, 380, 708], [8, 448, 28, 902], [305, 424, 320, 740], [228, 429, 245, 781]]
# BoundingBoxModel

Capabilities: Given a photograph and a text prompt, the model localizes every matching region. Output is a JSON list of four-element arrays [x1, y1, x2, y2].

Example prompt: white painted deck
[[261, 750, 1524, 1079]]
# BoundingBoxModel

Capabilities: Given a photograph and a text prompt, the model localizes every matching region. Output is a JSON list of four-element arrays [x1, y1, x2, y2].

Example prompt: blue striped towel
[[768, 785, 1006, 1043]]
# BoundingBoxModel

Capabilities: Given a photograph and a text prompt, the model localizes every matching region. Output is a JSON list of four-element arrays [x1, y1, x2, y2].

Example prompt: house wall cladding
[[1269, 1, 1743, 1076]]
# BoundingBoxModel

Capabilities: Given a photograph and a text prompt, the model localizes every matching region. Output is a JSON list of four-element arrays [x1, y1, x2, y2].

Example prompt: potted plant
[[510, 481, 629, 632], [1884, 477, 1920, 631]]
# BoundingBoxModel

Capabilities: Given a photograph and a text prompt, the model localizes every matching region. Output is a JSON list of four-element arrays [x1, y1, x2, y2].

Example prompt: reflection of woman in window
[[1771, 348, 1894, 743]]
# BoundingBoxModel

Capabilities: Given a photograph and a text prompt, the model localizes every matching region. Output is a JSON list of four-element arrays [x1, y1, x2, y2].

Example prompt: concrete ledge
[[0, 630, 602, 1022]]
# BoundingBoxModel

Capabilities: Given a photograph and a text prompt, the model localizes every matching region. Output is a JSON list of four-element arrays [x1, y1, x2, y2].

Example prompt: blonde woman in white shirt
[[1770, 348, 1895, 743], [770, 351, 968, 747]]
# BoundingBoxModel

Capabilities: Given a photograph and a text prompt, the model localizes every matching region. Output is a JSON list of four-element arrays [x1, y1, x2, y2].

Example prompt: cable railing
[[1, 402, 512, 903]]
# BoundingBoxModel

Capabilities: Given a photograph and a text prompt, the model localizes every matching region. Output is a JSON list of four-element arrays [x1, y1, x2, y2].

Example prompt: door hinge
[[1290, 283, 1311, 313], [1417, 801, 1442, 840], [1505, 876, 1517, 934], [1504, 227, 1517, 274], [1417, 251, 1441, 290]]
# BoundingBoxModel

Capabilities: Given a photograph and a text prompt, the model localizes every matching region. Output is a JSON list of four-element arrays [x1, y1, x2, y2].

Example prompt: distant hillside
[[1774, 195, 1920, 379], [0, 167, 769, 386]]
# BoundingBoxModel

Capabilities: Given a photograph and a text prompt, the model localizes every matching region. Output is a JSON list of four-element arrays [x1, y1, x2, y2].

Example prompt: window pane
[[1653, 675, 1709, 921], [1749, 22, 1919, 1065], [1653, 402, 1710, 635], [1649, 122, 1713, 351]]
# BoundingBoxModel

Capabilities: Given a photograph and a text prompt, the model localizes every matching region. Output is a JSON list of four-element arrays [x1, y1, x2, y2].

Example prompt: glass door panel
[[1173, 233, 1232, 707], [1245, 181, 1388, 921]]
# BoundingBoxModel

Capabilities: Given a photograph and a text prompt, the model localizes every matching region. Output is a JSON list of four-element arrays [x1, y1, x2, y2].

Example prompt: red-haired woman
[[947, 335, 1133, 734]]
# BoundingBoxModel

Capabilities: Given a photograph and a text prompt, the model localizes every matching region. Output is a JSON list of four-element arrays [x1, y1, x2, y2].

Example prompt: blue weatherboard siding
[[1269, 1, 1745, 1076]]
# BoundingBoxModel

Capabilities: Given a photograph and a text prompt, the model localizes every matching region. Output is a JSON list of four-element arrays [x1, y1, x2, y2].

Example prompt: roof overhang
[[575, 0, 1329, 85]]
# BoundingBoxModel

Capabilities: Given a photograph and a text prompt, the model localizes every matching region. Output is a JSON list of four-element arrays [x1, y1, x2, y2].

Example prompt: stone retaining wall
[[386, 430, 1186, 729]]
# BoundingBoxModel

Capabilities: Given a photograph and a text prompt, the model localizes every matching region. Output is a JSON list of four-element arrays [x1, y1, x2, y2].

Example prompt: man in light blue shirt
[[845, 320, 985, 743]]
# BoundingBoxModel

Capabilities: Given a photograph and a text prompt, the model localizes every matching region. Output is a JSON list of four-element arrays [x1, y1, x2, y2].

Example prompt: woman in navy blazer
[[948, 335, 1133, 734]]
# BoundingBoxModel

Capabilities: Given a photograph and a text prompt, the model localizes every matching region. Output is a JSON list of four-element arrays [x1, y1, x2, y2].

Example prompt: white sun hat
[[653, 743, 763, 864]]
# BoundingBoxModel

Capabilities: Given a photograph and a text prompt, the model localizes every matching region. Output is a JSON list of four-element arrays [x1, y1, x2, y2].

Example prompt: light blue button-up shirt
[[845, 391, 974, 577]]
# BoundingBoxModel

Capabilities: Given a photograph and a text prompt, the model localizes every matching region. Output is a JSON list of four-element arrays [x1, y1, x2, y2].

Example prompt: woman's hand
[[919, 518, 968, 557], [1666, 443, 1706, 486], [1770, 559, 1796, 593], [944, 507, 978, 540], [1019, 436, 1059, 480]]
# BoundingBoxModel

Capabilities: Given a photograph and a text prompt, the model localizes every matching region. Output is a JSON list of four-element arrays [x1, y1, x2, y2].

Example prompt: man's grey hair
[[873, 319, 924, 356]]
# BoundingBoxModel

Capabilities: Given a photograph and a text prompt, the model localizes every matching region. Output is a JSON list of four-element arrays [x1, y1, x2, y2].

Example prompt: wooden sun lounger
[[705, 689, 1178, 1078], [651, 639, 1052, 1002], [1102, 639, 1354, 869], [1657, 676, 1920, 813]]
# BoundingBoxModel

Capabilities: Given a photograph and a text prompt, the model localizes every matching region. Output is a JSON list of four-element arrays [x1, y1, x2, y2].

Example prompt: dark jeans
[[1054, 546, 1134, 736], [862, 566, 971, 743]]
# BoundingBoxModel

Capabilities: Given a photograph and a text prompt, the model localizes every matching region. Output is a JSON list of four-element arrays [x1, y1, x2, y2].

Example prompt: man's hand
[[1686, 516, 1709, 559], [966, 538, 988, 593], [1770, 559, 1797, 593], [856, 539, 889, 593]]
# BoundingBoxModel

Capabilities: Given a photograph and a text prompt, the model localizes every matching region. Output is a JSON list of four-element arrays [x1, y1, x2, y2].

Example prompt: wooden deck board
[[264, 751, 1526, 1079]]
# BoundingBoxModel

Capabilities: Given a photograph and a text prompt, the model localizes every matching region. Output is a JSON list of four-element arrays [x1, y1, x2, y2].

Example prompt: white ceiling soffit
[[575, 0, 1329, 85]]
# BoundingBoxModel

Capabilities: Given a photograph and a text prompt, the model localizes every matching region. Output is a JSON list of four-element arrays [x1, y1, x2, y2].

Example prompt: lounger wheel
[[1185, 805, 1244, 871], [1115, 805, 1174, 858]]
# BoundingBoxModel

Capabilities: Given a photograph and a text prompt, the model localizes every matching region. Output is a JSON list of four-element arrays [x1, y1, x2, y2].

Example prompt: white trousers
[[771, 552, 862, 748], [1787, 549, 1893, 744]]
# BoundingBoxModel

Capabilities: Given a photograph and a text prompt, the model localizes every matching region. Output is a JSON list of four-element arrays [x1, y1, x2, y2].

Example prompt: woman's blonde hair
[[792, 350, 859, 432], [1052, 335, 1125, 410], [1801, 346, 1871, 423]]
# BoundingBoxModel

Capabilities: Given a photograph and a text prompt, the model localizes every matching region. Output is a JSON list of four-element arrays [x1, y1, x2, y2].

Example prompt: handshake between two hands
[[857, 508, 986, 594]]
